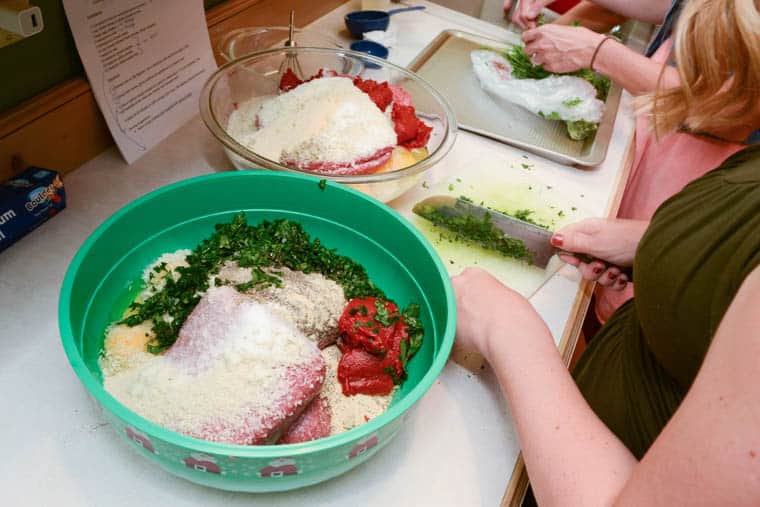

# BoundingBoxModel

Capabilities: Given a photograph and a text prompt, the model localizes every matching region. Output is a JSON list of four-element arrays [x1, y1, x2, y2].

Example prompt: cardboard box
[[0, 167, 66, 253]]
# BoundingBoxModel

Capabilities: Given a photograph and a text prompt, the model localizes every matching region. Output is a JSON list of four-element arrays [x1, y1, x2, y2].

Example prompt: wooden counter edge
[[0, 0, 346, 182], [500, 129, 636, 507]]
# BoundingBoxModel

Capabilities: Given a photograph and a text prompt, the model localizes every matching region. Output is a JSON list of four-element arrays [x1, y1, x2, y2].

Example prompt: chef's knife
[[413, 195, 632, 277]]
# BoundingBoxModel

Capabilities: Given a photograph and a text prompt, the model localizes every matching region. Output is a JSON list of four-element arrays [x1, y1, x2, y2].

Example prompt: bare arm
[[575, 0, 672, 24], [614, 265, 760, 505], [505, 0, 672, 28], [591, 35, 680, 95], [554, 0, 627, 33], [456, 270, 636, 507], [453, 265, 760, 506], [523, 25, 680, 95]]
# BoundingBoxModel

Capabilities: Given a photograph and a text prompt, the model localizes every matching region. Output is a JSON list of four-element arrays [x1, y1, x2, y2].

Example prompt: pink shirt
[[594, 39, 745, 323]]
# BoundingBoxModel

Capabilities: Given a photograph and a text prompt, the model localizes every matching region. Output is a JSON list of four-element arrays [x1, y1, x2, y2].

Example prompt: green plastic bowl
[[59, 171, 455, 492]]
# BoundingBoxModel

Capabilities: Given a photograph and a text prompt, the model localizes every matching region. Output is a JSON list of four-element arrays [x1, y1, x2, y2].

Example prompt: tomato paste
[[279, 68, 303, 92], [352, 77, 394, 112], [336, 297, 410, 396], [392, 103, 432, 149], [278, 68, 331, 92]]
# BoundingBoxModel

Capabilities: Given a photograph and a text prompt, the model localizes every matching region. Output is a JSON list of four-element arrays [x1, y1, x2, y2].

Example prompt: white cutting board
[[391, 144, 592, 297]]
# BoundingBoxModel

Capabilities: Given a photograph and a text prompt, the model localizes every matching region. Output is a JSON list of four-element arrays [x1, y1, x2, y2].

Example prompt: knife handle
[[557, 251, 634, 280]]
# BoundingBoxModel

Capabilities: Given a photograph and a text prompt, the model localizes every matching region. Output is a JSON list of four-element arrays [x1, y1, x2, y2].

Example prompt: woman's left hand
[[522, 24, 607, 73], [452, 267, 545, 359]]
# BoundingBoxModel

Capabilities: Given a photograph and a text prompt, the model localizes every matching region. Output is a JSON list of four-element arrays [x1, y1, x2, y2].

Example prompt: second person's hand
[[503, 0, 555, 29], [522, 24, 608, 73]]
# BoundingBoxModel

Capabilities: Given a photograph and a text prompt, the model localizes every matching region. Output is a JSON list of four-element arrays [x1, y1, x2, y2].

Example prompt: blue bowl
[[344, 6, 426, 39], [350, 40, 389, 68]]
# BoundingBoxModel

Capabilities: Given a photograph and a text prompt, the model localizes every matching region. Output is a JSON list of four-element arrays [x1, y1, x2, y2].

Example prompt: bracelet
[[590, 35, 613, 72]]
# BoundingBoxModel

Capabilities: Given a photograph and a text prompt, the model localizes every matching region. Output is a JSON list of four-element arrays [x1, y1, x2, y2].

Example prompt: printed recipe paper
[[63, 0, 217, 163]]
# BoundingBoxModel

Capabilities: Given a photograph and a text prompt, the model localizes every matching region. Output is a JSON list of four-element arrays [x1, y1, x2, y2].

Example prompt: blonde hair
[[641, 0, 760, 138]]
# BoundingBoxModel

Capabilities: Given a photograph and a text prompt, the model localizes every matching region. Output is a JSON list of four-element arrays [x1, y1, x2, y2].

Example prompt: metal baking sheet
[[407, 29, 622, 167]]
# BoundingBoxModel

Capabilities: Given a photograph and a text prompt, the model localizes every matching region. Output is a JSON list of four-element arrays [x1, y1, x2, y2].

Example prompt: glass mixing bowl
[[199, 46, 458, 202], [217, 27, 343, 62]]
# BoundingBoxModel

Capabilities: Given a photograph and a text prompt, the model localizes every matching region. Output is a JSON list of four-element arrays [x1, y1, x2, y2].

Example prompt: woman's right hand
[[522, 24, 607, 73], [503, 0, 555, 28], [551, 218, 648, 289]]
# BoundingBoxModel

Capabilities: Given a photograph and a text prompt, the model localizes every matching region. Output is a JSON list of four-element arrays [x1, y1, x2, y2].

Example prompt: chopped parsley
[[414, 204, 533, 263], [122, 213, 384, 353], [318, 179, 327, 191], [373, 298, 398, 327], [401, 304, 424, 369], [500, 45, 611, 140], [509, 208, 547, 228], [538, 111, 562, 121], [349, 304, 369, 317]]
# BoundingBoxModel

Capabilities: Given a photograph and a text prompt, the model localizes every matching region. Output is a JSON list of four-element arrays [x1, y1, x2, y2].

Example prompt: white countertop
[[0, 2, 634, 505]]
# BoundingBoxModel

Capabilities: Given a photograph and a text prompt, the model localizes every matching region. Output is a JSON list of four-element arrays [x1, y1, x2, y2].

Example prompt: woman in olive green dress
[[453, 0, 760, 504]]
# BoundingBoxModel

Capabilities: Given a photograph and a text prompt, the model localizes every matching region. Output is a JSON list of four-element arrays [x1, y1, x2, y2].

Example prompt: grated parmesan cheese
[[103, 287, 324, 443], [320, 345, 394, 435], [214, 263, 346, 347], [226, 77, 397, 170], [139, 249, 191, 298], [102, 258, 396, 443]]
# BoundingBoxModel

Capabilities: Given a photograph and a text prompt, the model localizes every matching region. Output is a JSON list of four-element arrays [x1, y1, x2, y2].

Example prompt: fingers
[[502, 0, 514, 12], [511, 3, 537, 28], [521, 28, 539, 43], [612, 274, 629, 291], [599, 268, 629, 290], [511, 0, 553, 28], [576, 260, 606, 281], [575, 263, 629, 289], [557, 252, 581, 267], [596, 266, 621, 286], [551, 231, 594, 258], [524, 2, 544, 20], [560, 254, 629, 289]]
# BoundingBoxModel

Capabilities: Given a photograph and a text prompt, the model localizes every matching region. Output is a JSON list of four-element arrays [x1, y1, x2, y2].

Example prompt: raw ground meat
[[191, 357, 326, 445], [214, 263, 347, 349], [277, 396, 332, 444], [165, 286, 325, 445]]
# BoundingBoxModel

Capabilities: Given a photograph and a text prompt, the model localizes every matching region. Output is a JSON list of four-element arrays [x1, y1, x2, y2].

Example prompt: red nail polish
[[551, 234, 563, 247], [593, 266, 603, 274], [607, 271, 616, 279]]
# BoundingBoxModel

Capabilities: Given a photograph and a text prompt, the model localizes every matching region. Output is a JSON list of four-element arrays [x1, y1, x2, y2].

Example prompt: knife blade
[[412, 195, 631, 276], [413, 195, 557, 268]]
